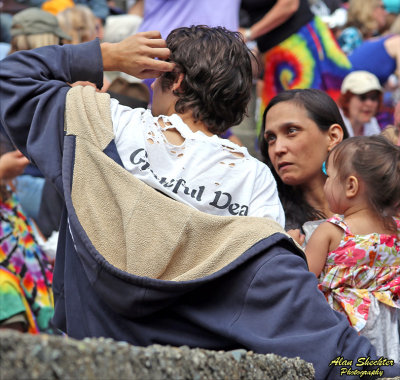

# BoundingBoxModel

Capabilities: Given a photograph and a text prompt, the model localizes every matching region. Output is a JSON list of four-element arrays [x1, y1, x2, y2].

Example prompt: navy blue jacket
[[0, 40, 399, 379]]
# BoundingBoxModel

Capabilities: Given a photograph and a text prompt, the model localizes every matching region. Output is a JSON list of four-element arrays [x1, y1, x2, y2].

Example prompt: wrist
[[100, 42, 118, 72], [244, 28, 253, 41]]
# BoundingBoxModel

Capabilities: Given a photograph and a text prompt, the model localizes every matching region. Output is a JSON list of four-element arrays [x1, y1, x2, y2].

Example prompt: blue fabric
[[1, 39, 400, 380], [14, 175, 45, 220], [349, 35, 396, 84], [338, 26, 363, 56]]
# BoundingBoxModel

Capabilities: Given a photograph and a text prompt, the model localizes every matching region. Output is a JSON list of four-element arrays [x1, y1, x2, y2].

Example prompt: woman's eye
[[265, 134, 276, 144], [287, 127, 298, 134]]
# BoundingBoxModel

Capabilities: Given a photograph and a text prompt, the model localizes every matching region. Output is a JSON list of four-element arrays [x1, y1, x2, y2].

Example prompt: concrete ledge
[[1, 330, 315, 379]]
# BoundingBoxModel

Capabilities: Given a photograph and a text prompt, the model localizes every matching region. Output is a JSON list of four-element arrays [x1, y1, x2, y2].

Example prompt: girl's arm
[[305, 222, 335, 277]]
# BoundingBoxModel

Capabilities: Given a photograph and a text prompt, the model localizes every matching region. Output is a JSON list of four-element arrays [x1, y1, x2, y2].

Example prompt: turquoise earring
[[322, 161, 327, 175]]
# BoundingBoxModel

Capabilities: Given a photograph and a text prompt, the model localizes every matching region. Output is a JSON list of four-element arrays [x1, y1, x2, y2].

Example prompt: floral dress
[[0, 191, 54, 333], [318, 215, 400, 359]]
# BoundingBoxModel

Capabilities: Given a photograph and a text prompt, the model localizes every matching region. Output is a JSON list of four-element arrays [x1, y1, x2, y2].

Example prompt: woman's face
[[264, 102, 331, 187], [348, 91, 380, 127], [373, 1, 388, 31]]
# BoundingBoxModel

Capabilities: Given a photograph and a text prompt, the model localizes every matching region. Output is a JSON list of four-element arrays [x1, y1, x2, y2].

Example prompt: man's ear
[[327, 124, 344, 152], [171, 73, 184, 92], [345, 175, 359, 198]]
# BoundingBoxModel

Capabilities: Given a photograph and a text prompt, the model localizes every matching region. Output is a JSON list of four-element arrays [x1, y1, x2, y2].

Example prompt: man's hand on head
[[101, 31, 175, 79]]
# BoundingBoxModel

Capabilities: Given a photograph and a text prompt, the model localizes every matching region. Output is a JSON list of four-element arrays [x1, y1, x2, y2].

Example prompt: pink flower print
[[348, 298, 356, 306], [380, 235, 395, 247], [357, 302, 369, 320], [333, 241, 366, 266]]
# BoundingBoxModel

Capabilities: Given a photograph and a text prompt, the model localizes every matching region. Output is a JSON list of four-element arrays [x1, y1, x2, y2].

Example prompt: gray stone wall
[[1, 330, 315, 379]]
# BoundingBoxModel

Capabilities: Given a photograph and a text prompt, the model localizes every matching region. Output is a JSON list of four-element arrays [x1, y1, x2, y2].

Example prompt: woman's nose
[[274, 138, 288, 155]]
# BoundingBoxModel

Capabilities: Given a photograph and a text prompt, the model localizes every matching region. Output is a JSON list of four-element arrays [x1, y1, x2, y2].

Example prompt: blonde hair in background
[[9, 33, 60, 54], [57, 5, 97, 44], [346, 0, 384, 38], [390, 15, 400, 33]]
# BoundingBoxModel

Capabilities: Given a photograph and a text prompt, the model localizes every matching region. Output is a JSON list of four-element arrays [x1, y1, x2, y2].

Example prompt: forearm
[[0, 40, 103, 176], [249, 0, 299, 40]]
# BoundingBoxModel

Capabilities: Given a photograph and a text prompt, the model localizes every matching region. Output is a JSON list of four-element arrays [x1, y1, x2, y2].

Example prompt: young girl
[[306, 135, 400, 361]]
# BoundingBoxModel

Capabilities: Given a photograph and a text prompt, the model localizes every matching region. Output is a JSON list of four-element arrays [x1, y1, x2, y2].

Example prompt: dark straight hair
[[259, 89, 349, 229]]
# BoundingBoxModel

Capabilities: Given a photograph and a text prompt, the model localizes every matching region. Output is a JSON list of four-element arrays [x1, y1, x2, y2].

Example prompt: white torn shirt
[[111, 100, 285, 227]]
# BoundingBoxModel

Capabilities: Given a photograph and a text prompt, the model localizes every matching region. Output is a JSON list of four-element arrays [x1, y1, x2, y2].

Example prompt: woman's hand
[[287, 228, 305, 246]]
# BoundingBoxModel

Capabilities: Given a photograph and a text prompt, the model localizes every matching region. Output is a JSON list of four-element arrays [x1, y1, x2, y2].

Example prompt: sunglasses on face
[[357, 93, 380, 102]]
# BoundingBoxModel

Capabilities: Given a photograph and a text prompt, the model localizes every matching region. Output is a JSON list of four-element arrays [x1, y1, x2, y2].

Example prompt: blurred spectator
[[338, 0, 388, 54], [0, 150, 55, 334], [57, 4, 98, 44], [138, 0, 239, 39], [240, 0, 351, 134], [381, 100, 400, 144], [4, 7, 69, 238], [0, 0, 28, 43], [348, 34, 400, 86], [41, 0, 74, 14], [338, 71, 383, 136], [15, 0, 109, 20], [9, 7, 70, 54], [383, 0, 400, 32], [103, 0, 143, 43]]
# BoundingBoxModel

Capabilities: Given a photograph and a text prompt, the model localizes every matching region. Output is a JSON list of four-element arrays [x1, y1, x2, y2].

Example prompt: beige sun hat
[[341, 71, 383, 94]]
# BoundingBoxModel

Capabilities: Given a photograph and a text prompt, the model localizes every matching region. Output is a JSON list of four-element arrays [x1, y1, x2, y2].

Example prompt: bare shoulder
[[384, 35, 400, 56], [311, 220, 343, 249], [312, 220, 340, 237]]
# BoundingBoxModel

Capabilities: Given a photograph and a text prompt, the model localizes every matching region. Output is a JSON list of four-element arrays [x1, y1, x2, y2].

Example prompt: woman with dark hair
[[259, 89, 349, 237]]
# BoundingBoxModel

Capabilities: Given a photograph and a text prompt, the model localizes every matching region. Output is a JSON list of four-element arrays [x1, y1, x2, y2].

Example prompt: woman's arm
[[242, 0, 300, 42], [384, 34, 400, 79]]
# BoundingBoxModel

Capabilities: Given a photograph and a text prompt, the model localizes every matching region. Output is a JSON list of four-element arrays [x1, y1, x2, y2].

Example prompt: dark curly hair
[[161, 25, 255, 135]]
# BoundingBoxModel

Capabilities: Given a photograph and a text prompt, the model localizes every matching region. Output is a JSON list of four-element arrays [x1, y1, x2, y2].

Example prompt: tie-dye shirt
[[318, 214, 400, 332], [0, 190, 54, 333]]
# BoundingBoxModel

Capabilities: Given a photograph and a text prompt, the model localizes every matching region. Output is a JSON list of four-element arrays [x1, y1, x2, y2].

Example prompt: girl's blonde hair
[[57, 5, 97, 44], [346, 0, 385, 37], [9, 33, 60, 54]]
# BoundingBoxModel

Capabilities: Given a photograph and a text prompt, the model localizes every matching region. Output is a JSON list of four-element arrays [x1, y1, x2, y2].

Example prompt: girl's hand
[[0, 150, 30, 180]]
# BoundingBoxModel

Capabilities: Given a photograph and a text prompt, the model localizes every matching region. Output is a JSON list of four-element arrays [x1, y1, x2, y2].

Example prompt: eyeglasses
[[358, 93, 380, 102]]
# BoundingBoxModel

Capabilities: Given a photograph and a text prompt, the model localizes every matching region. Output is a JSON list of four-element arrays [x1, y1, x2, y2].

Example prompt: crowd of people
[[0, 0, 399, 379]]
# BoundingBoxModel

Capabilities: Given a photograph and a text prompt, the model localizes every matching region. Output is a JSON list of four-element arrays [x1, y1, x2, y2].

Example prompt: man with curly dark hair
[[112, 26, 284, 222]]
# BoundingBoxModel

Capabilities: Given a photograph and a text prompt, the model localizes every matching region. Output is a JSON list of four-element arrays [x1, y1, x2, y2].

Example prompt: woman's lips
[[278, 162, 292, 171]]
